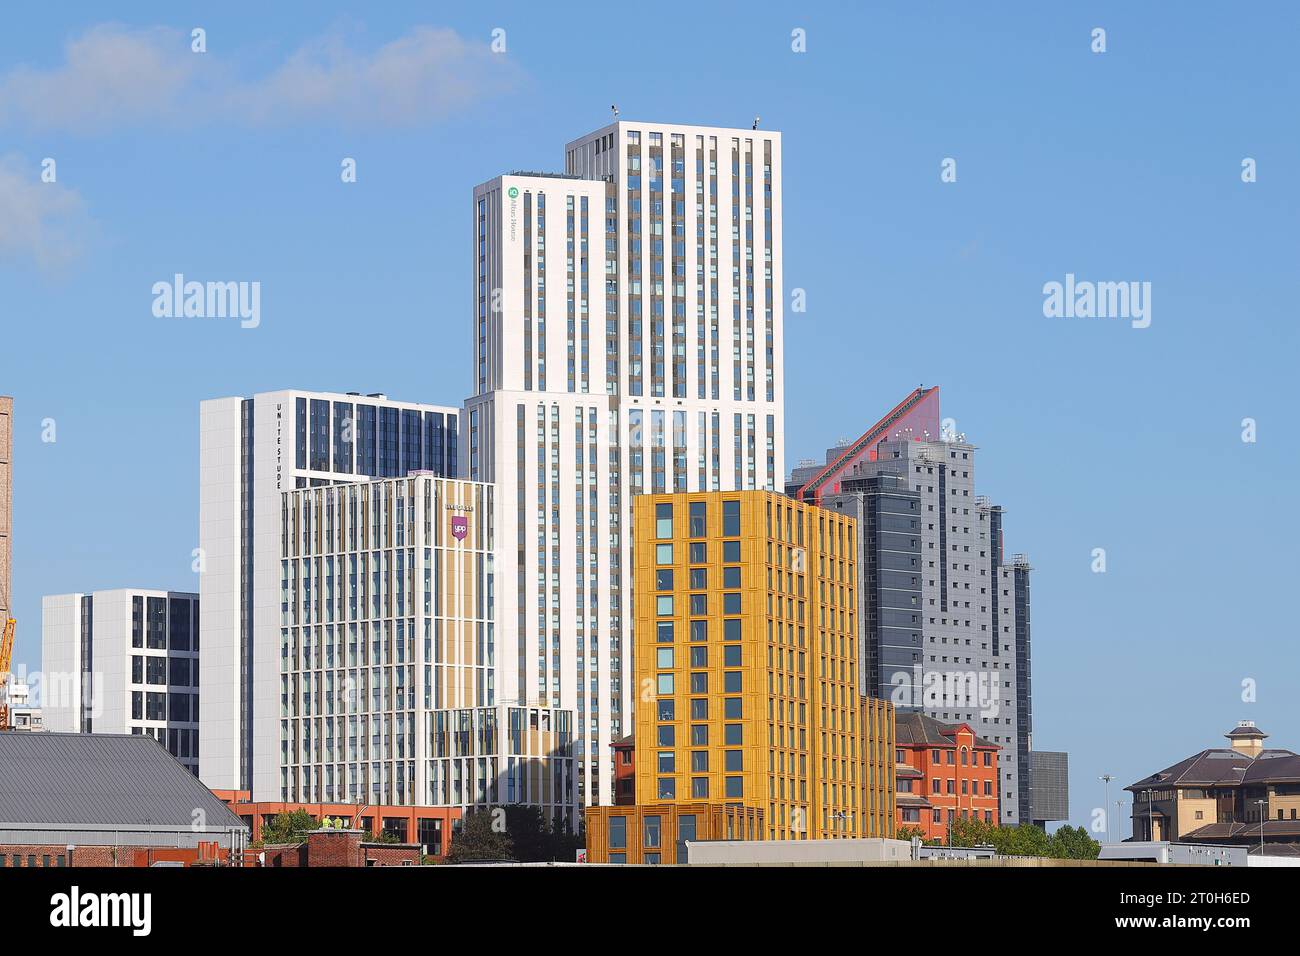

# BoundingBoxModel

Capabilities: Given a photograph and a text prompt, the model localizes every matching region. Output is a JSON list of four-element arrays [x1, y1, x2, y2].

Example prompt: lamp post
[[1256, 799, 1266, 855], [1100, 774, 1115, 843]]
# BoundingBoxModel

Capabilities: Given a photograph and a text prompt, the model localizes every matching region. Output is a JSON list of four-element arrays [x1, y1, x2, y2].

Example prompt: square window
[[723, 541, 741, 562], [656, 543, 673, 564], [723, 566, 741, 588], [657, 725, 675, 746], [689, 673, 708, 694], [656, 595, 673, 616], [691, 751, 709, 772], [689, 568, 707, 589], [725, 750, 743, 772], [724, 619, 742, 641], [725, 723, 743, 745], [690, 594, 707, 615], [656, 621, 674, 643], [657, 699, 675, 721], [657, 751, 674, 773], [725, 775, 743, 798], [690, 698, 708, 720], [692, 777, 709, 799], [723, 593, 741, 614], [724, 697, 742, 719], [690, 646, 708, 668], [656, 569, 674, 591], [724, 672, 742, 693], [656, 648, 674, 669], [691, 724, 708, 746], [724, 645, 742, 667], [689, 543, 707, 563], [690, 620, 708, 642], [656, 674, 674, 695]]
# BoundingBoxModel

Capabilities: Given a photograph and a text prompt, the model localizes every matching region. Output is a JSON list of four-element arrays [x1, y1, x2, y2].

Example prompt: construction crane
[[0, 616, 15, 731]]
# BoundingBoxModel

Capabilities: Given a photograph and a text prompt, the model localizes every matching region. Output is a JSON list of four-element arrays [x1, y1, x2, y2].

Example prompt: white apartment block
[[42, 589, 201, 773], [198, 389, 459, 799], [2, 680, 42, 731], [278, 473, 577, 826], [466, 121, 786, 805]]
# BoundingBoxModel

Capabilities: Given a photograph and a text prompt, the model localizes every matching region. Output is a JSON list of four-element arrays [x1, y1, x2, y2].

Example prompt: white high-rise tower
[[465, 121, 786, 805]]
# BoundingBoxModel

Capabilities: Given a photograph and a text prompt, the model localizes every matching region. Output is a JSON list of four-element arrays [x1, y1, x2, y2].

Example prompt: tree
[[896, 825, 926, 842], [258, 809, 317, 846], [447, 809, 515, 863], [1048, 824, 1101, 860]]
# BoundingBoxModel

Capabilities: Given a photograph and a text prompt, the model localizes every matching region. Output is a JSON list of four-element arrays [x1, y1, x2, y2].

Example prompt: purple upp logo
[[451, 516, 468, 541]]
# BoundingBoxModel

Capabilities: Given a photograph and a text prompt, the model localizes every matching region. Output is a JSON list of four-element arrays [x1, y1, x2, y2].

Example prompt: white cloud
[[0, 23, 522, 133], [0, 155, 92, 271], [0, 26, 201, 132]]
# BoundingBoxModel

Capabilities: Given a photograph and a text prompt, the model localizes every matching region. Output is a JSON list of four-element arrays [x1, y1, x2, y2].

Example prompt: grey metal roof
[[0, 732, 246, 832]]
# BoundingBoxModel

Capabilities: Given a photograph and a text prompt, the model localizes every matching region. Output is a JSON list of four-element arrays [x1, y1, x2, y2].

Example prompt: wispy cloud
[[0, 155, 92, 271], [0, 23, 522, 133]]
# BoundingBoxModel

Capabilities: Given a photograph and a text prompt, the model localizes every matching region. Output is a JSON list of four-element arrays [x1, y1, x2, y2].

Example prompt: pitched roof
[[0, 732, 246, 831], [894, 712, 997, 750], [1127, 747, 1300, 791]]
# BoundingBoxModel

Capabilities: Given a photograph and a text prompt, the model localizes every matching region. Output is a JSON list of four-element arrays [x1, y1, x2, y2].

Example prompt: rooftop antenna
[[752, 115, 761, 130], [611, 104, 620, 119]]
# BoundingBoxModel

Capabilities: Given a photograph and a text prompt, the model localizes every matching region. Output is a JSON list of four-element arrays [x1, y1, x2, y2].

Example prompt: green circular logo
[[507, 186, 519, 198]]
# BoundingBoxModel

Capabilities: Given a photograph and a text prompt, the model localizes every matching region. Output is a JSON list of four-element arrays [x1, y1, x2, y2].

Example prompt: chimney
[[1225, 720, 1267, 759]]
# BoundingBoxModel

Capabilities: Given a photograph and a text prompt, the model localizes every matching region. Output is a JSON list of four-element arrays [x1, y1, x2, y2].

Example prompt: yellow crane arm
[[0, 618, 13, 678]]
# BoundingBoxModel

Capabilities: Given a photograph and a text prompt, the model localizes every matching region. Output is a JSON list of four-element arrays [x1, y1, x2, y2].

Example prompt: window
[[689, 542, 707, 563], [609, 816, 627, 849], [656, 543, 673, 565], [656, 648, 674, 669], [690, 724, 708, 746], [689, 647, 708, 668], [656, 621, 674, 643], [690, 620, 708, 642], [644, 816, 662, 848], [725, 776, 743, 798], [692, 777, 708, 798], [655, 503, 673, 538], [689, 568, 707, 589], [690, 698, 707, 720], [724, 619, 742, 641], [689, 673, 708, 694], [723, 500, 740, 536], [724, 672, 742, 693], [689, 501, 707, 537], [723, 566, 741, 588], [656, 674, 674, 695], [724, 697, 742, 719], [656, 595, 673, 616], [723, 645, 742, 667], [725, 723, 743, 745], [691, 751, 709, 772], [723, 541, 741, 562]]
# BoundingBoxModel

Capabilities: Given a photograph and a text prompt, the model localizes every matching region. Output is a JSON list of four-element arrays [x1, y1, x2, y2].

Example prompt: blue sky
[[2, 2, 1296, 836]]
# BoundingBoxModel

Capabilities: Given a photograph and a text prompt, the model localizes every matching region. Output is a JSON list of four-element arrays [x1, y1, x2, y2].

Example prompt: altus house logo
[[50, 887, 152, 937], [1042, 273, 1151, 329]]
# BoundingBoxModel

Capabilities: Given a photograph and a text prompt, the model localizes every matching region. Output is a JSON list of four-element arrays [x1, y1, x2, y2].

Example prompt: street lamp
[[1100, 774, 1115, 843], [1256, 799, 1266, 856]]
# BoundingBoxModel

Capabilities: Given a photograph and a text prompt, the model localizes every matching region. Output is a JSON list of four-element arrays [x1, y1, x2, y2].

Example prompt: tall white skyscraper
[[465, 121, 786, 805], [198, 389, 459, 798]]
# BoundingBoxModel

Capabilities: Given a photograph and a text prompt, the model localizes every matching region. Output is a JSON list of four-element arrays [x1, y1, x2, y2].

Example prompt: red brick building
[[257, 829, 421, 867], [612, 735, 635, 805], [894, 713, 999, 842]]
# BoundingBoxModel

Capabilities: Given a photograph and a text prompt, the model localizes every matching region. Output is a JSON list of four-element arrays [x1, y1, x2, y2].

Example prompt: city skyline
[[2, 5, 1297, 838]]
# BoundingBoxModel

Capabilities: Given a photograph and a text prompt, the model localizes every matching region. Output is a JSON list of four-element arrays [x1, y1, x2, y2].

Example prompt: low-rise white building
[[42, 589, 200, 773]]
